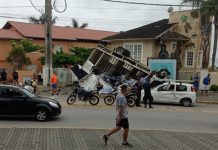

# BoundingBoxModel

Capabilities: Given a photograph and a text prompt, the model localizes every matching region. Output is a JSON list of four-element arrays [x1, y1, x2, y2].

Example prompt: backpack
[[203, 77, 207, 85]]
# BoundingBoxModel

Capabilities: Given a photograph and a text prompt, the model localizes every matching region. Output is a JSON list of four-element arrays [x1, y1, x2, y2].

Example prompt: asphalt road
[[0, 102, 218, 134]]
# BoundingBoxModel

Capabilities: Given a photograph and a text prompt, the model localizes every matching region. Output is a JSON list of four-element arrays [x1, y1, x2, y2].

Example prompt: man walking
[[141, 73, 154, 108], [102, 84, 132, 147]]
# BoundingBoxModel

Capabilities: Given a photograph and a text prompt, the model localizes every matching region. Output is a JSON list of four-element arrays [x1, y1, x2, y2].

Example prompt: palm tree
[[182, 0, 218, 70], [72, 18, 88, 29], [29, 13, 57, 25]]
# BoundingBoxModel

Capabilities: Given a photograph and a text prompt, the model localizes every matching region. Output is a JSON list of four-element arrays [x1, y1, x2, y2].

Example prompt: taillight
[[191, 86, 195, 92]]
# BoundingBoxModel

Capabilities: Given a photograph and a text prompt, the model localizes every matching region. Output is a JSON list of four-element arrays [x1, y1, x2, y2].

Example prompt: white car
[[141, 82, 196, 107]]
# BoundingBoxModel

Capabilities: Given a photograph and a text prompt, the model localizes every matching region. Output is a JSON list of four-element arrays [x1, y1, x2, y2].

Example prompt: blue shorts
[[52, 84, 57, 89]]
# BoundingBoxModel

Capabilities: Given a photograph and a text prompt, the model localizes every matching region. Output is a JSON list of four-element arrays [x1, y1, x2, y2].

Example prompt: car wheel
[[181, 99, 191, 107], [36, 109, 49, 121]]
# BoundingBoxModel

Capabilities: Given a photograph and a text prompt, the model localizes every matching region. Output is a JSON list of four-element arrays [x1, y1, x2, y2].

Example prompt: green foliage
[[69, 47, 94, 65], [20, 39, 44, 52], [182, 0, 218, 17], [7, 40, 31, 70], [72, 18, 88, 28], [29, 13, 57, 25], [53, 51, 76, 67], [40, 47, 93, 67], [210, 84, 218, 91]]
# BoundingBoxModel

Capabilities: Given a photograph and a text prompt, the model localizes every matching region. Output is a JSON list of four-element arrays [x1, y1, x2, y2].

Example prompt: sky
[[0, 0, 189, 32]]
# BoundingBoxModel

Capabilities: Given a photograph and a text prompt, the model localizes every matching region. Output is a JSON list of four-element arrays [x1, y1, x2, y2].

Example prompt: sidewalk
[[0, 128, 217, 150], [196, 91, 218, 104]]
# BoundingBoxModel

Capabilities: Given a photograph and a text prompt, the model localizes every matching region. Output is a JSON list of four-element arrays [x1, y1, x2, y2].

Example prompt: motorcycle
[[104, 87, 136, 107], [67, 83, 99, 105]]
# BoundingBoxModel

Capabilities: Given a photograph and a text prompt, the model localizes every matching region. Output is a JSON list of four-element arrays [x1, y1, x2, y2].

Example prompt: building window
[[185, 51, 194, 67], [197, 50, 203, 68], [124, 43, 143, 62], [54, 45, 63, 53], [171, 42, 177, 51]]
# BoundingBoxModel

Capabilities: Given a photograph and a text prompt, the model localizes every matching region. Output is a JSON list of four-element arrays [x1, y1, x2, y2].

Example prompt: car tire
[[36, 109, 49, 121], [181, 98, 191, 107]]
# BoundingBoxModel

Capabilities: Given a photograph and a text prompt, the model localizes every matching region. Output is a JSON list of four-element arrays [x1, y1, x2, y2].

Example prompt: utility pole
[[44, 0, 52, 85]]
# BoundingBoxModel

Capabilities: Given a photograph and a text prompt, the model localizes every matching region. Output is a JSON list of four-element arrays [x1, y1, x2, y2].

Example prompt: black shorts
[[116, 118, 129, 129]]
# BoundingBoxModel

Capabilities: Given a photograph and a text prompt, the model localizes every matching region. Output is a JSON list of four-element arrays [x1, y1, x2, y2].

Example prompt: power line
[[53, 0, 67, 13], [29, 0, 44, 13], [0, 6, 43, 8], [102, 0, 192, 7]]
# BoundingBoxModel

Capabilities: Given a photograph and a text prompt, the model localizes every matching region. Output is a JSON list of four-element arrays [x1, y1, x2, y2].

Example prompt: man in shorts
[[201, 74, 211, 96], [51, 71, 58, 95], [102, 84, 132, 147]]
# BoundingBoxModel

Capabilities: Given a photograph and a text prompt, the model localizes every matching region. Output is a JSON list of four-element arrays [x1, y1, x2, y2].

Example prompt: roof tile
[[0, 29, 24, 39], [103, 19, 177, 41], [3, 21, 117, 41]]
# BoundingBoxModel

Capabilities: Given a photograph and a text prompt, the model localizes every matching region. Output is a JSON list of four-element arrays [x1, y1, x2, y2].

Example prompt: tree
[[29, 13, 57, 24], [39, 47, 93, 67], [69, 47, 93, 64], [20, 39, 44, 52], [182, 0, 218, 70], [72, 18, 88, 28], [7, 41, 31, 70]]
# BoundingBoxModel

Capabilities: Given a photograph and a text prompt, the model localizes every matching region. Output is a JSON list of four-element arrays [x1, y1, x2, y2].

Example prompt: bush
[[209, 84, 218, 91]]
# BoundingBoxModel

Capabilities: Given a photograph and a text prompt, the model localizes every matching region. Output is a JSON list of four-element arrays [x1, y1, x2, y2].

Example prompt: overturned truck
[[82, 44, 150, 78], [71, 44, 151, 90]]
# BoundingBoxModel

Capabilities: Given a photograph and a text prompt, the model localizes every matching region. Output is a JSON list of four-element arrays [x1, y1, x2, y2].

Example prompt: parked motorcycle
[[67, 83, 99, 105], [104, 87, 136, 107]]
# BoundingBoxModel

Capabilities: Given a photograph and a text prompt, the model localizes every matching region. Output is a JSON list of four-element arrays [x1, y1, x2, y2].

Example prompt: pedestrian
[[0, 69, 7, 84], [134, 77, 142, 107], [201, 74, 211, 96], [141, 73, 154, 108], [96, 81, 103, 92], [51, 71, 58, 95], [12, 69, 19, 86], [102, 84, 133, 147], [193, 73, 200, 92], [32, 73, 38, 94]]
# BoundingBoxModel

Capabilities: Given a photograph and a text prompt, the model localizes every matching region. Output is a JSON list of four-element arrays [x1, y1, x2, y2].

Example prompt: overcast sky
[[0, 0, 189, 32]]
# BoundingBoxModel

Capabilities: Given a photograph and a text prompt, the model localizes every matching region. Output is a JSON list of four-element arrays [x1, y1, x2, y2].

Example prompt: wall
[[26, 52, 44, 73], [0, 37, 99, 75], [107, 39, 156, 66], [169, 10, 202, 74], [32, 39, 98, 54]]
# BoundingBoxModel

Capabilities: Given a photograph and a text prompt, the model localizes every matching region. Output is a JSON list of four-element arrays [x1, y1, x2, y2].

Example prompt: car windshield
[[20, 88, 37, 98]]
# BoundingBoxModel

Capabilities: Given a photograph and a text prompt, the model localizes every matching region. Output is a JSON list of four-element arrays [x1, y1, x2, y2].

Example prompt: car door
[[0, 87, 18, 115], [174, 84, 188, 103], [0, 87, 11, 115], [8, 88, 33, 115], [155, 83, 176, 103]]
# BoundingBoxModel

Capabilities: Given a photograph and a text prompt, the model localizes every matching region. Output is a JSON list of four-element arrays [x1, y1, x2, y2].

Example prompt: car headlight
[[49, 102, 59, 108]]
